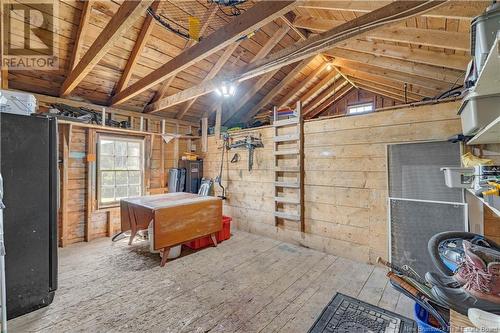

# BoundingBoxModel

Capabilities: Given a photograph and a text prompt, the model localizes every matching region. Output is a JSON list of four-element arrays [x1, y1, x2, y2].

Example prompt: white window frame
[[97, 134, 145, 208], [347, 102, 374, 115]]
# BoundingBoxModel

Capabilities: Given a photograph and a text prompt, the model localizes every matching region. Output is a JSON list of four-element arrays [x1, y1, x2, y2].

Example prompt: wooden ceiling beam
[[349, 77, 422, 101], [111, 1, 297, 106], [293, 16, 470, 51], [223, 69, 280, 124], [174, 41, 242, 119], [301, 71, 341, 106], [306, 85, 354, 119], [220, 25, 291, 123], [115, 1, 160, 94], [149, 24, 290, 115], [353, 81, 409, 102], [338, 66, 435, 98], [337, 39, 470, 71], [242, 56, 314, 122], [150, 5, 218, 104], [331, 58, 449, 94], [302, 79, 349, 116], [299, 1, 488, 20], [282, 12, 310, 40], [367, 27, 470, 52], [325, 48, 463, 84], [148, 1, 448, 110], [69, 0, 94, 71], [276, 61, 327, 108], [60, 0, 153, 97]]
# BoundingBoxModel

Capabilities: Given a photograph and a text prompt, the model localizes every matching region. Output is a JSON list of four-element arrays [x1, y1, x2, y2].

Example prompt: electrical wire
[[147, 7, 190, 40]]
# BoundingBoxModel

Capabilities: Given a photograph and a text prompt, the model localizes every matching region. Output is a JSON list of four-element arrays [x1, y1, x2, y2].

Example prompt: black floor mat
[[308, 293, 417, 333]]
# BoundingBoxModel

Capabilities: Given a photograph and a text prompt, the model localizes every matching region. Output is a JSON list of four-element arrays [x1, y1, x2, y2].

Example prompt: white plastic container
[[441, 167, 475, 188], [0, 90, 37, 115], [148, 221, 181, 259], [458, 92, 500, 135]]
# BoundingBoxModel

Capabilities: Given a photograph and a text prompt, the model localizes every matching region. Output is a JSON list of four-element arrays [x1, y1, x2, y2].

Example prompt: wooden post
[[174, 124, 179, 168], [101, 107, 106, 126], [140, 116, 144, 132], [60, 124, 73, 247], [201, 117, 208, 153], [0, 1, 7, 90], [85, 129, 96, 242], [215, 102, 222, 139]]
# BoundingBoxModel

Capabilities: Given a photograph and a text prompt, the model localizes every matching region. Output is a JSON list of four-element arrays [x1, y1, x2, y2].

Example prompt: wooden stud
[[111, 1, 297, 105], [306, 85, 354, 119], [60, 0, 153, 96], [201, 117, 208, 153], [60, 124, 73, 247], [215, 103, 222, 139], [85, 129, 96, 242], [302, 79, 349, 116]]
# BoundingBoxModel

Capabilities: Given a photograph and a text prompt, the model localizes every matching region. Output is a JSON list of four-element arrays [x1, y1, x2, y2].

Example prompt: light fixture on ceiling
[[326, 63, 333, 71], [215, 80, 236, 98]]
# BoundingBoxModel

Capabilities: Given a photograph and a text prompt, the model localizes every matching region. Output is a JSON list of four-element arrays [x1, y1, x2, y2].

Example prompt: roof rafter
[[353, 82, 408, 102], [242, 56, 314, 122], [338, 66, 435, 98], [337, 39, 469, 71], [302, 78, 349, 116], [114, 1, 160, 94], [68, 0, 94, 71], [277, 61, 327, 109], [149, 24, 291, 115], [306, 84, 354, 119], [332, 58, 449, 93], [144, 0, 448, 112], [298, 1, 488, 20], [174, 41, 242, 119], [350, 77, 422, 102], [111, 1, 297, 106], [325, 48, 463, 84], [150, 5, 219, 104], [293, 16, 470, 51], [60, 0, 153, 96]]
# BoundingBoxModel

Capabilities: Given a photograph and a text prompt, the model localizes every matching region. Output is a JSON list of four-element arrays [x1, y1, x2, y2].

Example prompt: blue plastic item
[[414, 303, 446, 333]]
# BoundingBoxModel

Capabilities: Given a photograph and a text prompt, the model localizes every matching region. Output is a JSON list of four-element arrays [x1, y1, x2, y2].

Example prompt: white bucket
[[148, 221, 182, 259]]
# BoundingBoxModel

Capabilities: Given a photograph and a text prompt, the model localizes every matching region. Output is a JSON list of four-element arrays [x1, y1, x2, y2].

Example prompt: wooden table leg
[[127, 206, 137, 245], [210, 233, 218, 247], [160, 247, 170, 267]]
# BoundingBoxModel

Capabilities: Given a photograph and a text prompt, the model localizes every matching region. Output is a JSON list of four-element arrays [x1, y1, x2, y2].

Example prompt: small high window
[[347, 102, 374, 115], [97, 135, 144, 207]]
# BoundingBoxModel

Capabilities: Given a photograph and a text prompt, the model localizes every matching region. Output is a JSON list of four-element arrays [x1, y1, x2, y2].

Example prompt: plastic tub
[[414, 303, 445, 333], [185, 215, 232, 250], [458, 93, 500, 135], [441, 167, 475, 188]]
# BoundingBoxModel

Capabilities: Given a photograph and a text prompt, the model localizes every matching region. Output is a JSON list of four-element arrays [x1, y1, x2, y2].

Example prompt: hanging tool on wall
[[228, 135, 263, 171], [215, 133, 230, 200]]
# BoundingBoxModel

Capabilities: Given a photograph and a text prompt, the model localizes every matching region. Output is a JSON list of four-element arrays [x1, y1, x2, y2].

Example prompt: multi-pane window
[[347, 102, 374, 115], [98, 135, 144, 206]]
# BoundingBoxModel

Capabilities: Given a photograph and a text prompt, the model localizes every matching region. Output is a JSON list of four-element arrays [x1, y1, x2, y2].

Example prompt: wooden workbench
[[120, 192, 222, 266]]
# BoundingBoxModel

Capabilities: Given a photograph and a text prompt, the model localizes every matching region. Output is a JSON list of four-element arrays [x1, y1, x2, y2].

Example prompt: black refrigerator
[[1, 112, 58, 319]]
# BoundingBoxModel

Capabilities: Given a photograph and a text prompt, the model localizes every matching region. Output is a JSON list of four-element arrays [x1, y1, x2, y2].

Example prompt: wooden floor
[[9, 231, 414, 333]]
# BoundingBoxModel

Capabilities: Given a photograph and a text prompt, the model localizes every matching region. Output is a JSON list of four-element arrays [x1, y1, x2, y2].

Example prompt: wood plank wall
[[58, 121, 196, 246], [203, 101, 462, 263], [33, 97, 197, 246]]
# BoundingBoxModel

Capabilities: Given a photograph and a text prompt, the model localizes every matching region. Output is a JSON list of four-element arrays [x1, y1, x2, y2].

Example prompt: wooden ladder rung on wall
[[273, 101, 305, 231]]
